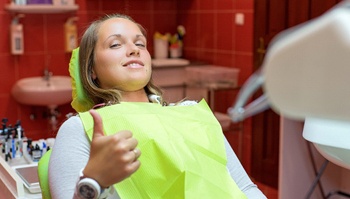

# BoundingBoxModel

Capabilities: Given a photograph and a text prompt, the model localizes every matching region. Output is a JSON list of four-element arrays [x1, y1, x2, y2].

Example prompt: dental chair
[[38, 48, 82, 199], [229, 1, 350, 198], [38, 150, 52, 199], [39, 1, 350, 198]]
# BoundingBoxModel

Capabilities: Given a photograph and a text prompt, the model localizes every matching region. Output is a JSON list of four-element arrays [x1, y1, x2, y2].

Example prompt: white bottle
[[10, 15, 24, 55]]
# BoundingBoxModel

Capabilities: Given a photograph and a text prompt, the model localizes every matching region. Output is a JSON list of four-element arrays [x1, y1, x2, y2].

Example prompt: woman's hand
[[83, 109, 141, 188]]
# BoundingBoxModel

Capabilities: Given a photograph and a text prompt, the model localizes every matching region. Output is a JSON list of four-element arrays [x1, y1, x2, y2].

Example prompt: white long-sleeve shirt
[[49, 102, 266, 199]]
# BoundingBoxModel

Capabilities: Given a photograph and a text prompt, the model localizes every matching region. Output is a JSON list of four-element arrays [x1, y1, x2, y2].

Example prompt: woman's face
[[93, 18, 152, 92]]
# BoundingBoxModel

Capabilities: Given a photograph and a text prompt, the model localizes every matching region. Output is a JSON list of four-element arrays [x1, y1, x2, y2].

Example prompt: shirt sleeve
[[224, 137, 267, 199]]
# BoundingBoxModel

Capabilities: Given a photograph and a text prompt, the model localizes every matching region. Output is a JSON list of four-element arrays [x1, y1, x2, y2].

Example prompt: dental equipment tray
[[15, 165, 41, 193]]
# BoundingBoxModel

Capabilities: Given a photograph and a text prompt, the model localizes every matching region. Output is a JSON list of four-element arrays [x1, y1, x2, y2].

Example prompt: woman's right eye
[[110, 43, 121, 48]]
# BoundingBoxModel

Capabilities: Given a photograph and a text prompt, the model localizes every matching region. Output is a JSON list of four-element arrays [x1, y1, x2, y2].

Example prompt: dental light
[[228, 0, 350, 169]]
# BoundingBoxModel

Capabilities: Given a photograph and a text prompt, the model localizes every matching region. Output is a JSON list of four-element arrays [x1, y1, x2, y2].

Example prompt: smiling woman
[[93, 21, 150, 93], [78, 14, 161, 108], [47, 13, 266, 199]]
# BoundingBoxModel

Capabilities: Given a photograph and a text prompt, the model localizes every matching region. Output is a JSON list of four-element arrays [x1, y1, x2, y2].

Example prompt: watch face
[[79, 184, 96, 199]]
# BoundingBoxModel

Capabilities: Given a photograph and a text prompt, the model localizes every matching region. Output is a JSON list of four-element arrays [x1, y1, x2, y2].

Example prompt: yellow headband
[[69, 48, 94, 112]]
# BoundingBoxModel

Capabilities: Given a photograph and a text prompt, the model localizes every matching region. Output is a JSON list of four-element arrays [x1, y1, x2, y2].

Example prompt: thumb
[[89, 109, 105, 139]]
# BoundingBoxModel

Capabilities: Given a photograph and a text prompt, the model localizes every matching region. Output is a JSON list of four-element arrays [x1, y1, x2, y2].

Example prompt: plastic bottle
[[27, 139, 33, 156], [64, 17, 78, 52], [42, 141, 47, 156], [32, 144, 42, 162], [15, 125, 23, 158], [10, 15, 24, 55]]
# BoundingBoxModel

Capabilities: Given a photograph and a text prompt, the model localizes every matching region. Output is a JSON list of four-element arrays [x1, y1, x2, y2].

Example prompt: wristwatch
[[77, 169, 108, 199]]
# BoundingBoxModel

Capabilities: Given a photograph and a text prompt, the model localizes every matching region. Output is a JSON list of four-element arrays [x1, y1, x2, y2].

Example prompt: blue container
[[27, 0, 53, 4]]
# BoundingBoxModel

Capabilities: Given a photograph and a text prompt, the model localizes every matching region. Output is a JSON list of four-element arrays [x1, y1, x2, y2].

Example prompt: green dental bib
[[79, 100, 247, 199]]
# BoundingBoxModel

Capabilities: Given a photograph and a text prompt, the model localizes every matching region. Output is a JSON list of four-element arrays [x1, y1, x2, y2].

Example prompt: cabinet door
[[185, 87, 208, 102], [152, 67, 186, 103], [152, 67, 186, 87], [162, 87, 186, 103]]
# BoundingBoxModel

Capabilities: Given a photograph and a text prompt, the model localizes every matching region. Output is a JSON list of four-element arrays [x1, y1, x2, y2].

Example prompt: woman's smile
[[123, 60, 144, 68]]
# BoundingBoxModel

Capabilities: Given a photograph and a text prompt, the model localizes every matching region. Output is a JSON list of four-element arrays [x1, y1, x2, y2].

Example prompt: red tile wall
[[0, 0, 253, 172]]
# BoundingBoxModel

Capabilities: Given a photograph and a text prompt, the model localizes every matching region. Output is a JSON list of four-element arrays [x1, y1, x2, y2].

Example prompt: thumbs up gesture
[[82, 109, 141, 188]]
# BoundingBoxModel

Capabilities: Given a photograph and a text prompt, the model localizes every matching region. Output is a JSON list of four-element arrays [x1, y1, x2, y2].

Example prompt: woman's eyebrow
[[103, 34, 145, 44], [136, 34, 145, 39], [104, 34, 122, 44]]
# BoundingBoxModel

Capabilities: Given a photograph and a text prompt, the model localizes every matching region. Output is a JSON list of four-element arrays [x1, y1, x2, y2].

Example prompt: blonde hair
[[79, 14, 165, 107]]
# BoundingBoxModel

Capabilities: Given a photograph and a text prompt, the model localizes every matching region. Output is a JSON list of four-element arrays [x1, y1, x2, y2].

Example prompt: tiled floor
[[254, 181, 279, 199]]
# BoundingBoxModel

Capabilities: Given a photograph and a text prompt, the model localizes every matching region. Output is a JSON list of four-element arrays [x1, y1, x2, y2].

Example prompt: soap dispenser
[[64, 17, 78, 53], [10, 14, 24, 55]]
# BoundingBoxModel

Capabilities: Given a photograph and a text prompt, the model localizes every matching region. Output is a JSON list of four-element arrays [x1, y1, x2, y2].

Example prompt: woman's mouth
[[123, 61, 144, 68]]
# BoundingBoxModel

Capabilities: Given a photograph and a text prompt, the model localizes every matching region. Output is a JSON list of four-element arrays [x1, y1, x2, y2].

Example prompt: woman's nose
[[127, 44, 140, 56]]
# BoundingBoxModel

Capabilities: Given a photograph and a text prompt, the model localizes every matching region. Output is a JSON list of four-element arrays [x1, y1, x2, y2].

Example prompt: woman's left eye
[[136, 43, 146, 47]]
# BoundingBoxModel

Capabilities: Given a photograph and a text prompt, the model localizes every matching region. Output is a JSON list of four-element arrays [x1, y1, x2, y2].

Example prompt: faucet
[[43, 68, 53, 81]]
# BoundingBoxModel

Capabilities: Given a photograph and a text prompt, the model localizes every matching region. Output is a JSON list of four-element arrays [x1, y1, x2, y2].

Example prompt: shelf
[[5, 4, 79, 14]]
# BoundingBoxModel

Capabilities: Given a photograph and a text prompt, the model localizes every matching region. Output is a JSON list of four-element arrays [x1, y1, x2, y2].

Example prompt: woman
[[48, 14, 266, 199]]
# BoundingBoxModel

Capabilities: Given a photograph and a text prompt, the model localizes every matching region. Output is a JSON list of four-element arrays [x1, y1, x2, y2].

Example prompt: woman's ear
[[91, 69, 97, 80]]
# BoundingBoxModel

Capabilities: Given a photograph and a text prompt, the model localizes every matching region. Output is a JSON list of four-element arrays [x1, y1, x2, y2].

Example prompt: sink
[[303, 117, 350, 170], [11, 76, 72, 108]]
